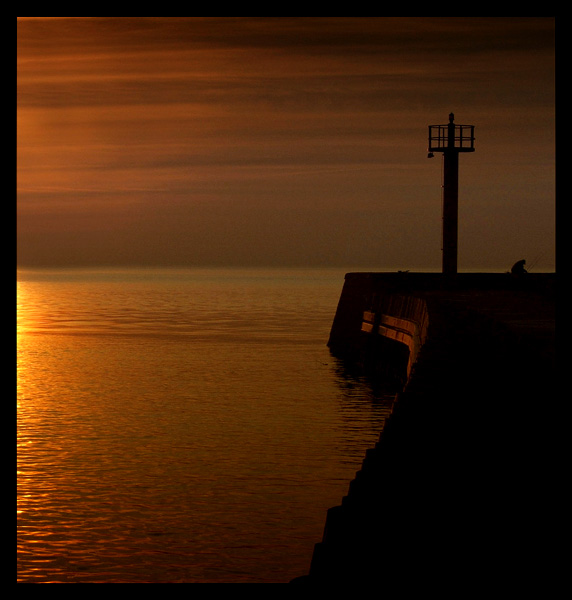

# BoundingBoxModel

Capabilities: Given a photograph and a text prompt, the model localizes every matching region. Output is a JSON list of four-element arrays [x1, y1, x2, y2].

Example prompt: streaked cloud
[[17, 17, 555, 270]]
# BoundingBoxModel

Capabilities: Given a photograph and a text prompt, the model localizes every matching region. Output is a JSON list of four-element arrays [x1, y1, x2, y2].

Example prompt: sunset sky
[[17, 17, 556, 271]]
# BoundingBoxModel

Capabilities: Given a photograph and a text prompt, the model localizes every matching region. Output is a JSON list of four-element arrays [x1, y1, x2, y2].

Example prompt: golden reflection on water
[[17, 277, 119, 581], [17, 279, 37, 520], [16, 269, 393, 583]]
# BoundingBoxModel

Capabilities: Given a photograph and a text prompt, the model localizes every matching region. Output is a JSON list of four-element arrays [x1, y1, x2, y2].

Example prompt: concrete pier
[[293, 272, 556, 586]]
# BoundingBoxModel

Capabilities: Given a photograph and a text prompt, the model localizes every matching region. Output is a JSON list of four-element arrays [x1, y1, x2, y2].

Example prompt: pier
[[293, 272, 556, 585]]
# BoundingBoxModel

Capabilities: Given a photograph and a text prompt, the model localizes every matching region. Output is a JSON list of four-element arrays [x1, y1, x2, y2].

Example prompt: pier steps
[[292, 273, 556, 585]]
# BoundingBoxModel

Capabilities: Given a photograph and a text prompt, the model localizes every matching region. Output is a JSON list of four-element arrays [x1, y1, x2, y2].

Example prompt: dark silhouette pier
[[292, 271, 555, 585], [291, 114, 555, 586]]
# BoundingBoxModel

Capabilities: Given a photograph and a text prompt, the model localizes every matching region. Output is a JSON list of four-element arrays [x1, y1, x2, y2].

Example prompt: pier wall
[[293, 272, 556, 585], [327, 272, 430, 388]]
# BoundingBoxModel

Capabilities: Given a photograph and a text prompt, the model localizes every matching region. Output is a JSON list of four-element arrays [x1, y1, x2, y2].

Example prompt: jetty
[[292, 271, 556, 585]]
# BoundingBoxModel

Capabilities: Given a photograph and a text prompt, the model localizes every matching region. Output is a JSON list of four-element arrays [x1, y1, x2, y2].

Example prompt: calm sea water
[[17, 267, 395, 583]]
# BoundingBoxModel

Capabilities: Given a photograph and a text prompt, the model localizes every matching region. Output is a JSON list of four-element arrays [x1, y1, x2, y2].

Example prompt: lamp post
[[428, 113, 475, 275]]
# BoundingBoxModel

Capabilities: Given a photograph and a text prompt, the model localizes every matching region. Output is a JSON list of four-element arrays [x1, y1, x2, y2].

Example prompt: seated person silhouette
[[511, 259, 527, 274]]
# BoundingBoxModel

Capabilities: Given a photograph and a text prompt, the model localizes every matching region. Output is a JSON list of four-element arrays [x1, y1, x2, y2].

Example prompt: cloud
[[17, 18, 555, 270]]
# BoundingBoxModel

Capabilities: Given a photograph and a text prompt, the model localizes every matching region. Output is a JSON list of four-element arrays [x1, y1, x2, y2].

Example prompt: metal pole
[[442, 114, 459, 275]]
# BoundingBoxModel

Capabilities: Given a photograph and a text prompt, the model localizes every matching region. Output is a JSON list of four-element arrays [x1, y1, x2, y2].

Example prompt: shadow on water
[[328, 354, 401, 440], [331, 356, 400, 399]]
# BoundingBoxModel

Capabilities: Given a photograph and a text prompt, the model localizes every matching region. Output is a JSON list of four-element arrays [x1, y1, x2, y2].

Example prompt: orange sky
[[17, 17, 556, 271]]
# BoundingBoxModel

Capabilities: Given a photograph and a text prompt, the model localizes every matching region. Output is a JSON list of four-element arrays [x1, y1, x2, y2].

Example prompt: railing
[[428, 124, 475, 152]]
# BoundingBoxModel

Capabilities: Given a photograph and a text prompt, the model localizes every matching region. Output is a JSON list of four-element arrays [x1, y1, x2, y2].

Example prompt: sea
[[16, 266, 397, 583]]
